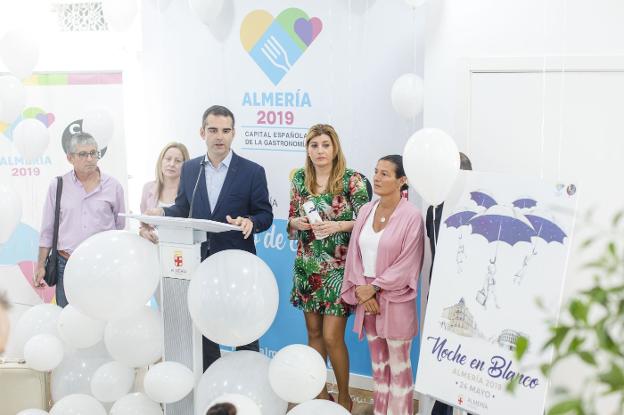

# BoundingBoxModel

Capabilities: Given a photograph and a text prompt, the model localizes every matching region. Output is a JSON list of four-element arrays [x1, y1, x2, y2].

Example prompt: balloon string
[[412, 5, 418, 135], [328, 2, 334, 123], [539, 0, 548, 180], [556, 0, 568, 183]]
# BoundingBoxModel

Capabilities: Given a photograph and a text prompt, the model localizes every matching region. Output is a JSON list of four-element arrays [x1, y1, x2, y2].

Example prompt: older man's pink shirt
[[39, 170, 125, 253]]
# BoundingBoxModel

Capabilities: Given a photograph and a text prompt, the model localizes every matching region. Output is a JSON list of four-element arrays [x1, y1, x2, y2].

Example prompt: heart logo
[[241, 8, 323, 85]]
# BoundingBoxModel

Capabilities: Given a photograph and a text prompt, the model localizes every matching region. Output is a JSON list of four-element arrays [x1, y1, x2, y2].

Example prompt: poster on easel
[[414, 171, 577, 415]]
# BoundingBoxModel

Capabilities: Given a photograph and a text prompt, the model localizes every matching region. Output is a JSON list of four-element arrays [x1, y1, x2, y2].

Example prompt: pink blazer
[[140, 181, 159, 213], [341, 198, 424, 340]]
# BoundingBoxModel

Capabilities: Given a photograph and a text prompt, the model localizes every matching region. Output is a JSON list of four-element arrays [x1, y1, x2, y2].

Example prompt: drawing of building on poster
[[415, 171, 577, 415]]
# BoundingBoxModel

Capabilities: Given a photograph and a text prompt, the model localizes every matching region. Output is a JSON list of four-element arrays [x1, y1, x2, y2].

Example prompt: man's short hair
[[205, 402, 236, 415], [459, 152, 473, 171], [202, 105, 235, 128], [68, 132, 98, 154]]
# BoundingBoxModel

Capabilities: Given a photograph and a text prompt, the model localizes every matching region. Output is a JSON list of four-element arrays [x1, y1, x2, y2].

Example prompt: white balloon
[[81, 108, 114, 149], [104, 306, 163, 367], [24, 334, 64, 372], [0, 29, 39, 79], [51, 342, 111, 402], [207, 393, 261, 415], [57, 304, 106, 349], [13, 118, 50, 160], [403, 128, 460, 205], [196, 351, 287, 415], [144, 361, 194, 404], [391, 73, 424, 119], [287, 399, 351, 415], [189, 0, 224, 25], [109, 393, 163, 415], [13, 304, 62, 357], [90, 361, 135, 402], [188, 249, 278, 347], [0, 75, 25, 123], [0, 182, 22, 243], [102, 0, 138, 31], [269, 344, 327, 403], [405, 0, 428, 8], [64, 230, 160, 321], [50, 394, 107, 415], [16, 410, 49, 415]]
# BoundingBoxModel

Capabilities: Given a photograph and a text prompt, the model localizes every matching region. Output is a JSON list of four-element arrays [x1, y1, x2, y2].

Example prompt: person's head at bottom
[[206, 402, 237, 415]]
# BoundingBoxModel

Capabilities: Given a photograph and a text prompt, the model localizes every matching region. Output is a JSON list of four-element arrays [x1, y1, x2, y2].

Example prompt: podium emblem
[[173, 250, 184, 267]]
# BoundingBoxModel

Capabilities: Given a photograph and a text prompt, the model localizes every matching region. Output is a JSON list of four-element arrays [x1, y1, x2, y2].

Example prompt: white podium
[[123, 214, 240, 415]]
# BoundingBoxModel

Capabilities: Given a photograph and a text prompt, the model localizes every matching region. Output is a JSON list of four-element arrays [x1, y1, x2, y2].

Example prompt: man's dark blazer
[[163, 152, 273, 259]]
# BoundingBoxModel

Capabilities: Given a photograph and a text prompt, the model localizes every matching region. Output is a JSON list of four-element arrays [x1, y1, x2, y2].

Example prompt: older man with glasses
[[35, 132, 125, 307]]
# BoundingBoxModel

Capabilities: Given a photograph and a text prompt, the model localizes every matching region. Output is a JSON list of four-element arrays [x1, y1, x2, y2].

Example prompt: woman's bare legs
[[304, 311, 330, 399]]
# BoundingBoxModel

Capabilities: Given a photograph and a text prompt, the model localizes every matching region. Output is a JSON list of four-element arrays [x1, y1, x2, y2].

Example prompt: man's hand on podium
[[226, 215, 253, 239], [139, 227, 159, 244], [145, 207, 165, 216]]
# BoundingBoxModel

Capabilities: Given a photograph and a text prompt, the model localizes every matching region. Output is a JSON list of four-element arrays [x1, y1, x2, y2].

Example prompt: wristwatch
[[372, 284, 381, 293]]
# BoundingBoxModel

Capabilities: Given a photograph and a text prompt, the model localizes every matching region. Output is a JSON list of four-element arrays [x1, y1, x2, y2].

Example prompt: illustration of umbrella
[[513, 213, 567, 284], [444, 210, 477, 273], [512, 198, 537, 209], [470, 191, 497, 209], [445, 211, 478, 228], [468, 207, 536, 246], [468, 206, 536, 308], [525, 214, 567, 243]]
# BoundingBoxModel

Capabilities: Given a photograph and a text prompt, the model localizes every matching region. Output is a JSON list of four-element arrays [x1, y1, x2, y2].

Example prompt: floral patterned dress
[[288, 168, 370, 316]]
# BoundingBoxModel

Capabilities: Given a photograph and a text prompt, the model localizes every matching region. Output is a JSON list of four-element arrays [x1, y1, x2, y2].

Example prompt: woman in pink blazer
[[139, 142, 189, 242], [341, 154, 424, 415]]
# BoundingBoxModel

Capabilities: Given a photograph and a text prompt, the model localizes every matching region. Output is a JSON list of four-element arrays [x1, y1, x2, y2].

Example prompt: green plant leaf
[[540, 363, 552, 376], [579, 237, 594, 249], [515, 336, 529, 360], [612, 210, 624, 226], [569, 300, 589, 325], [544, 326, 571, 351], [567, 337, 585, 353], [608, 242, 617, 258], [598, 365, 624, 392], [547, 399, 582, 415], [578, 351, 596, 366]]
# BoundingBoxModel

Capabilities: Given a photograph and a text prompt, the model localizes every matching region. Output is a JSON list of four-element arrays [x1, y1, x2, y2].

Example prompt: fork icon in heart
[[241, 8, 323, 85]]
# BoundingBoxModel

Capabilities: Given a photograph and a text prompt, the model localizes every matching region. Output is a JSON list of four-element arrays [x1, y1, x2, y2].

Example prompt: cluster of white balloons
[[15, 235, 349, 414], [187, 250, 346, 414], [13, 230, 193, 414], [195, 346, 347, 415]]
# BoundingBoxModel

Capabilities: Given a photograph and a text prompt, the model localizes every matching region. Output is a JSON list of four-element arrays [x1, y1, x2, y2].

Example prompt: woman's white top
[[359, 202, 383, 277]]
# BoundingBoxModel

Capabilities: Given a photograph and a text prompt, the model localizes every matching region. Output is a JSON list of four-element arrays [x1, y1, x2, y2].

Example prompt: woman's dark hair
[[206, 402, 237, 415], [379, 154, 408, 192]]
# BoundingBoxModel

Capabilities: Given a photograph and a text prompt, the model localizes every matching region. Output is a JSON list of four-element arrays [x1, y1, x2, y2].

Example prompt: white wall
[[424, 0, 624, 411]]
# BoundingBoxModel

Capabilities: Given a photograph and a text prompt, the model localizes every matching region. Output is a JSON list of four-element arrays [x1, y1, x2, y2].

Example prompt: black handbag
[[43, 176, 63, 287]]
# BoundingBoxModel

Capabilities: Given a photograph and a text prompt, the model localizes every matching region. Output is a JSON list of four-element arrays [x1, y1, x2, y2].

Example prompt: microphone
[[189, 159, 206, 218]]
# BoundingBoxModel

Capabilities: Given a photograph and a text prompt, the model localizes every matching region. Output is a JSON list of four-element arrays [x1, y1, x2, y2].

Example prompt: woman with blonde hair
[[139, 142, 190, 242], [288, 124, 370, 411]]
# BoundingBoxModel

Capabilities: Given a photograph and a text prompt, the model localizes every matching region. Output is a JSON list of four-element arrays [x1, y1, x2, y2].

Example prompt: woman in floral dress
[[288, 124, 370, 411]]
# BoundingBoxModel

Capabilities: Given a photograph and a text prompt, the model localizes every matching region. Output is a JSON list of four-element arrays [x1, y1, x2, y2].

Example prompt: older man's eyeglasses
[[72, 150, 101, 160]]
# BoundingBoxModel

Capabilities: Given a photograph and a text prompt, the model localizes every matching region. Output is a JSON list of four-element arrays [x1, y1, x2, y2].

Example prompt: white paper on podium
[[121, 213, 241, 233]]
